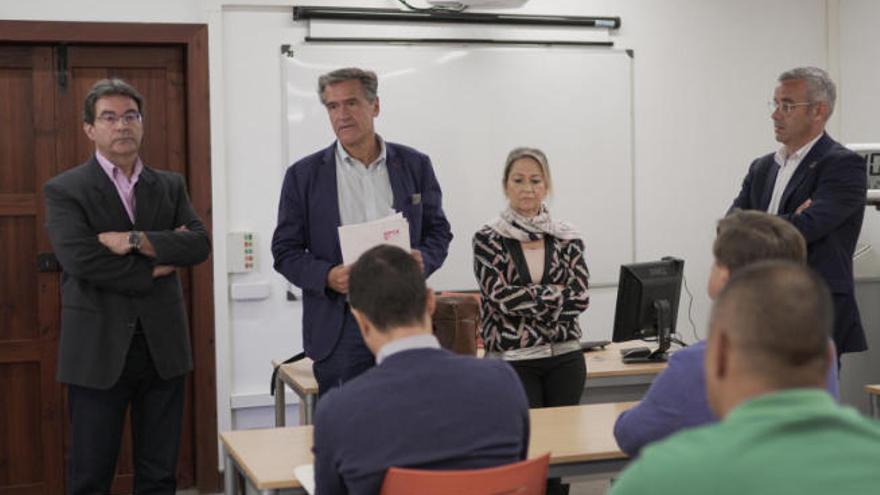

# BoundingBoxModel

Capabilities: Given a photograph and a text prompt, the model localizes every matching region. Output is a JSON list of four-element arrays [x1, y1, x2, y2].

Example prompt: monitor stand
[[622, 299, 672, 364]]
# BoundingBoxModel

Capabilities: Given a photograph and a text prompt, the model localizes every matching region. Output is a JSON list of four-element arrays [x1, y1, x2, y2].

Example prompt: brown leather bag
[[431, 294, 479, 356]]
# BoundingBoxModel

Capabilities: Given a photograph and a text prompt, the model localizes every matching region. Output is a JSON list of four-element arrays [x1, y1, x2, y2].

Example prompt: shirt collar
[[335, 135, 386, 169], [376, 334, 441, 365], [726, 388, 837, 423], [95, 151, 143, 182], [775, 133, 822, 166]]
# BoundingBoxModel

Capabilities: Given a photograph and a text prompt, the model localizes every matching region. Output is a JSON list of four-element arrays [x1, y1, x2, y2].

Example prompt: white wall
[[13, 0, 876, 443], [214, 0, 829, 431], [212, 0, 816, 432], [840, 0, 880, 248], [836, 0, 880, 413]]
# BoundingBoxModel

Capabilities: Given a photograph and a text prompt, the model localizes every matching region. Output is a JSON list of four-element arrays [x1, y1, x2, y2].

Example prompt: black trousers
[[313, 309, 375, 399], [511, 350, 586, 495], [510, 350, 587, 408], [67, 334, 186, 495]]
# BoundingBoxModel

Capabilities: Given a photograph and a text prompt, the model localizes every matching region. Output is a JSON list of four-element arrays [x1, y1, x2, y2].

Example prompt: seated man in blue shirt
[[614, 210, 839, 456], [610, 262, 880, 495], [312, 245, 530, 495]]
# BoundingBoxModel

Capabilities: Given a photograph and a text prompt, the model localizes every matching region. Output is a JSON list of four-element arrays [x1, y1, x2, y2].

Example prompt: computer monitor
[[612, 257, 684, 363]]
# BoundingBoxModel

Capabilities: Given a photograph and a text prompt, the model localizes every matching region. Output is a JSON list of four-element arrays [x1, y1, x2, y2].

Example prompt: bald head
[[706, 261, 833, 415]]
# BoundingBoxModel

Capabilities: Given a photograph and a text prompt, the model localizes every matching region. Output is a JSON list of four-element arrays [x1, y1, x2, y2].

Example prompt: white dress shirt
[[767, 134, 822, 214], [335, 137, 394, 225], [376, 334, 441, 365]]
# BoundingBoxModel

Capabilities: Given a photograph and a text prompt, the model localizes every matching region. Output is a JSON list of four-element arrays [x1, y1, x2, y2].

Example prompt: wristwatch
[[128, 231, 143, 252]]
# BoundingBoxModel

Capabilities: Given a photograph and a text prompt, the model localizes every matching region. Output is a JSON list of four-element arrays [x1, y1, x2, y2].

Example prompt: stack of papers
[[338, 213, 411, 265], [293, 464, 315, 494]]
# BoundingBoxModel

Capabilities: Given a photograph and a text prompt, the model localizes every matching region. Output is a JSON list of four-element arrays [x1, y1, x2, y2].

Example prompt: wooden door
[[0, 43, 200, 494], [0, 44, 66, 495]]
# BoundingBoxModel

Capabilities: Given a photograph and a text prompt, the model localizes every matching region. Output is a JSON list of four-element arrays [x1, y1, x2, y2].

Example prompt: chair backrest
[[431, 293, 480, 355], [380, 453, 550, 495]]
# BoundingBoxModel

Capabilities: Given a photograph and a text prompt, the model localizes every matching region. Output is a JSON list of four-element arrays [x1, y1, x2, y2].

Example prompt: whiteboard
[[283, 43, 634, 290]]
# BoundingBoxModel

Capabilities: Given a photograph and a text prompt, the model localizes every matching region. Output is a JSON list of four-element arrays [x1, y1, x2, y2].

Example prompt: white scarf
[[488, 204, 580, 242]]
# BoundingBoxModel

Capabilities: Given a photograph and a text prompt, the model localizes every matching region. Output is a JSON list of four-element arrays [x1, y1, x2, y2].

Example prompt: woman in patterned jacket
[[473, 147, 590, 409]]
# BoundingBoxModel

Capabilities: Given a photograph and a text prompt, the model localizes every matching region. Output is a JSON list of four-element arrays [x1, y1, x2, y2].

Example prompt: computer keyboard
[[621, 346, 668, 363], [619, 346, 651, 357], [580, 340, 611, 352]]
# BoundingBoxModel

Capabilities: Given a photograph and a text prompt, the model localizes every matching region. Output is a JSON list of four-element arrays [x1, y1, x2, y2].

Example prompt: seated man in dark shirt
[[614, 210, 839, 456], [313, 245, 530, 495]]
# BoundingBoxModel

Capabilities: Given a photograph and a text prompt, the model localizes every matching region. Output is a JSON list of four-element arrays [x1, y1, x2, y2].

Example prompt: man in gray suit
[[44, 79, 211, 495]]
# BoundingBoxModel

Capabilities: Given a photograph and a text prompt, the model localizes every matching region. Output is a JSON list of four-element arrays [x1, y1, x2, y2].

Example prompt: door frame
[[0, 20, 219, 492]]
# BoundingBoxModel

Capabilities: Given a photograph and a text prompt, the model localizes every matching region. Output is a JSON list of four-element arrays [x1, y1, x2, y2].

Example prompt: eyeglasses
[[95, 111, 143, 126], [767, 101, 813, 115]]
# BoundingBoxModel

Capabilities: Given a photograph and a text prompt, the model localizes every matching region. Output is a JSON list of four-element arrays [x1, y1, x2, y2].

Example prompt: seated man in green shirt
[[611, 261, 880, 495]]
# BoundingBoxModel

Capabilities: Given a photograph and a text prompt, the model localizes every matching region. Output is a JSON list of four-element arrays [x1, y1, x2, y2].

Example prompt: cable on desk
[[681, 273, 699, 342]]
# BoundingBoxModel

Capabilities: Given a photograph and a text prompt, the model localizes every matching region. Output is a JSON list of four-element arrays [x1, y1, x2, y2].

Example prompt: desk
[[580, 343, 667, 405], [866, 384, 880, 419], [272, 359, 317, 426], [220, 402, 634, 495], [273, 342, 664, 426], [529, 402, 633, 479]]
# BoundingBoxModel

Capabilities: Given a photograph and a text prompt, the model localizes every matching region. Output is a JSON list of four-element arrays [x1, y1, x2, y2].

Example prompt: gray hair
[[317, 68, 378, 104], [778, 66, 836, 118], [503, 147, 553, 194], [83, 78, 144, 124]]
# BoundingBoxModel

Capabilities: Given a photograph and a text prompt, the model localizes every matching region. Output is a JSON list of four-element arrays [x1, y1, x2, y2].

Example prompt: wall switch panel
[[228, 231, 256, 273]]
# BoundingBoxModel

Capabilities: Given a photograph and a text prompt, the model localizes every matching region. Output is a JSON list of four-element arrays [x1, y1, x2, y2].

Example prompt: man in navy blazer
[[313, 245, 530, 495], [272, 68, 452, 394], [730, 66, 867, 357]]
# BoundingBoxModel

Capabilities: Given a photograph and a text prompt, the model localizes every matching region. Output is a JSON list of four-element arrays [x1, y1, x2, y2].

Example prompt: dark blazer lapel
[[89, 157, 134, 229], [318, 144, 343, 258], [759, 161, 779, 211], [385, 143, 407, 212], [385, 144, 423, 247], [133, 165, 160, 230], [779, 133, 831, 213]]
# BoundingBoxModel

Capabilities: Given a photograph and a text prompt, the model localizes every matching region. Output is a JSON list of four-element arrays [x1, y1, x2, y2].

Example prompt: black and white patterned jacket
[[472, 226, 590, 353]]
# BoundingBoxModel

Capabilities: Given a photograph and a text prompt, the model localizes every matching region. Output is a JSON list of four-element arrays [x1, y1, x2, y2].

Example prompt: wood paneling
[[0, 66, 36, 194], [0, 362, 42, 486], [0, 45, 63, 495], [0, 218, 38, 341]]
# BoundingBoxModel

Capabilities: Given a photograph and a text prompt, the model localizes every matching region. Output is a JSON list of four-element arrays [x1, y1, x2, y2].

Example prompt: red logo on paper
[[383, 229, 400, 241]]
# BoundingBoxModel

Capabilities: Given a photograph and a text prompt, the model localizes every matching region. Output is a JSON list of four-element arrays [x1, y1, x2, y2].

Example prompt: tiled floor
[[179, 478, 612, 494], [571, 478, 612, 495]]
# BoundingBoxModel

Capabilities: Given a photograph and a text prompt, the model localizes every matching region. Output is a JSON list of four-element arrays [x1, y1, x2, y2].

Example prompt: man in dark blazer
[[730, 66, 867, 357], [272, 68, 452, 395], [44, 79, 211, 494], [313, 245, 530, 495]]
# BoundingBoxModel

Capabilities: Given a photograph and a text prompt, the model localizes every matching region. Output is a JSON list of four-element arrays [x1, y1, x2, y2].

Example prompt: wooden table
[[272, 359, 317, 426], [221, 426, 313, 495], [273, 342, 665, 426], [529, 402, 633, 479], [866, 384, 880, 419], [220, 401, 635, 495], [580, 343, 667, 405]]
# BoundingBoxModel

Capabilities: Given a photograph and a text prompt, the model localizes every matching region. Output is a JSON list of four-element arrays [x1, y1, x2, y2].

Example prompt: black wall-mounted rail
[[293, 6, 621, 29], [303, 36, 614, 47]]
